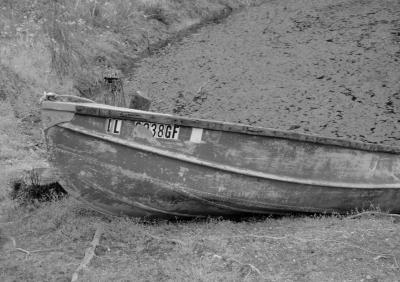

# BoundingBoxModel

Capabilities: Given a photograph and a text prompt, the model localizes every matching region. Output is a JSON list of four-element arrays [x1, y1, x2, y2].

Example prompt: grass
[[9, 169, 66, 206], [0, 0, 262, 108], [0, 0, 261, 178], [0, 0, 262, 184], [1, 199, 399, 281], [1, 0, 399, 281], [0, 0, 261, 194]]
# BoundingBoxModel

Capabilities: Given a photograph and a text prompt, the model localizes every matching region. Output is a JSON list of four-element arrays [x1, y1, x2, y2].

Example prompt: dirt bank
[[128, 0, 400, 146]]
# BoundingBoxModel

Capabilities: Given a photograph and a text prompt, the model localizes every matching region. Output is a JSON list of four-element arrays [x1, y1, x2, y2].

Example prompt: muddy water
[[127, 0, 400, 146]]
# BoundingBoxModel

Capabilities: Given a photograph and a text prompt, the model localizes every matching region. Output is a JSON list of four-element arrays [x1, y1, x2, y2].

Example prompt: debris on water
[[288, 125, 301, 130]]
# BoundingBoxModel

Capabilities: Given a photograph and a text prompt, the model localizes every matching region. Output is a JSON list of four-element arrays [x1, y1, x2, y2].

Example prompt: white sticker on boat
[[135, 121, 180, 140], [190, 128, 203, 143], [106, 118, 122, 135]]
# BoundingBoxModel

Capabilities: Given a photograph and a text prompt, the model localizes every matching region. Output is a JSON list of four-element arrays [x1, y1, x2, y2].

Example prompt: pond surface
[[127, 0, 400, 146]]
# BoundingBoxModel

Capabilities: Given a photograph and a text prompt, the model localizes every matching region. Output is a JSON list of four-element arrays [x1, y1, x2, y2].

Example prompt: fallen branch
[[71, 224, 104, 282], [347, 211, 400, 220]]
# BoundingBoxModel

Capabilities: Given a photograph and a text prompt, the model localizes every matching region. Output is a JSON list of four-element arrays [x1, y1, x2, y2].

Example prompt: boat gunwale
[[42, 101, 400, 154]]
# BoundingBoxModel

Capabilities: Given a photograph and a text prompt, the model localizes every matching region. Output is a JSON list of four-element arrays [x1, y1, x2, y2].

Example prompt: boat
[[41, 93, 400, 217]]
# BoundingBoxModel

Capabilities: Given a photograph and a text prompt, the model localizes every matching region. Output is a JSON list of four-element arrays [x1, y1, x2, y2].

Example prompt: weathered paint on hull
[[42, 102, 400, 217]]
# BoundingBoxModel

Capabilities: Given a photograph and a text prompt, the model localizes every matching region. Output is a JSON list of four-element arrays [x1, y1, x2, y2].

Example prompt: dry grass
[[0, 0, 261, 137], [1, 200, 399, 281], [0, 0, 261, 182], [0, 2, 264, 280], [0, 0, 261, 180], [0, 0, 262, 104], [1, 1, 399, 281]]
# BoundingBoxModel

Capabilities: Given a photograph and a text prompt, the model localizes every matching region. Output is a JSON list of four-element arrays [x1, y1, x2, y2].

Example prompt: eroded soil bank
[[128, 0, 400, 146]]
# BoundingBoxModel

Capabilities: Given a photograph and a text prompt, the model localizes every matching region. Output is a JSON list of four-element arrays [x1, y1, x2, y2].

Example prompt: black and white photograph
[[1, 0, 399, 281]]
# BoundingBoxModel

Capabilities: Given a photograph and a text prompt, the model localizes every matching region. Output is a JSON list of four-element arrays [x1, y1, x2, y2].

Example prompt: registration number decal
[[106, 118, 122, 135], [135, 121, 180, 140]]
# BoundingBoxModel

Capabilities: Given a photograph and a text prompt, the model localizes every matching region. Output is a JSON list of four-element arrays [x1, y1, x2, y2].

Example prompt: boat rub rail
[[42, 101, 400, 154]]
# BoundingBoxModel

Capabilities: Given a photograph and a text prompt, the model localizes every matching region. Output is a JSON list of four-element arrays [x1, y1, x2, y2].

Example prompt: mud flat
[[128, 0, 400, 146]]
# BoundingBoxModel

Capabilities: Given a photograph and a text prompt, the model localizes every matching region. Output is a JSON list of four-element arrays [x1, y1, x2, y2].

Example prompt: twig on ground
[[4, 235, 61, 257], [9, 234, 62, 258], [393, 256, 399, 269], [347, 211, 400, 220], [15, 247, 62, 256], [145, 233, 186, 246], [15, 247, 30, 255], [30, 248, 63, 254], [71, 223, 104, 282], [196, 80, 209, 95], [230, 234, 288, 241]]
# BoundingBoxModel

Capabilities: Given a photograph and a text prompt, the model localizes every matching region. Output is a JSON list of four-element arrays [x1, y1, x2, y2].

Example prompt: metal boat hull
[[42, 101, 400, 217]]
